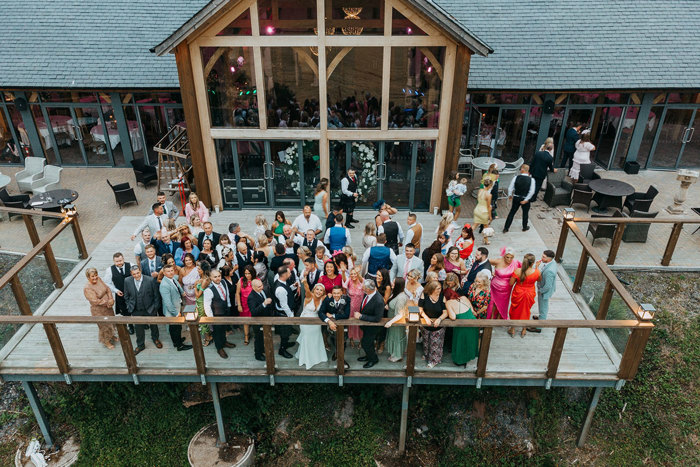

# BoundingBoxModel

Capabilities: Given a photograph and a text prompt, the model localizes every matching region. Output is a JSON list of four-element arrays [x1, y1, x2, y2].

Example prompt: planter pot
[[15, 437, 79, 467], [624, 161, 640, 174], [188, 424, 254, 467]]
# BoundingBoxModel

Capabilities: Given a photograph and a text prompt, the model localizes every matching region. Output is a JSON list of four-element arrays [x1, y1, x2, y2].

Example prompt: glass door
[[649, 107, 697, 168], [382, 141, 413, 207], [496, 107, 526, 162], [592, 106, 624, 169], [555, 107, 594, 164], [679, 110, 699, 167]]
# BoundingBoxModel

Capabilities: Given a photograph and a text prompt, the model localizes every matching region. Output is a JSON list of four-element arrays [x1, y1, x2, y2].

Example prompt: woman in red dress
[[508, 253, 540, 338]]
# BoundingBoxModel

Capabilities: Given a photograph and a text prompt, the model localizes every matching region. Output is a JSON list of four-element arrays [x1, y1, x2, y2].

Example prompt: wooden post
[[576, 387, 602, 447], [476, 327, 492, 378], [116, 323, 138, 374], [572, 249, 589, 293], [661, 223, 683, 266], [405, 326, 417, 377], [24, 214, 63, 288], [69, 217, 88, 259], [263, 325, 275, 375], [545, 328, 568, 379], [10, 276, 32, 316], [596, 281, 614, 320], [22, 381, 55, 449], [606, 224, 626, 265], [398, 383, 410, 455], [618, 327, 652, 380], [189, 323, 207, 376], [210, 382, 227, 445], [336, 325, 345, 376], [555, 220, 570, 263], [43, 323, 70, 374]]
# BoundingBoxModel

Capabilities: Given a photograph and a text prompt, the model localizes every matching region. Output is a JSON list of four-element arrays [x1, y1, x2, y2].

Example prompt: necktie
[[173, 279, 182, 294], [150, 260, 155, 272], [404, 257, 411, 279], [135, 280, 141, 291], [218, 284, 226, 300], [361, 295, 368, 310], [260, 291, 265, 300], [157, 216, 162, 229], [119, 267, 123, 276], [162, 203, 167, 215]]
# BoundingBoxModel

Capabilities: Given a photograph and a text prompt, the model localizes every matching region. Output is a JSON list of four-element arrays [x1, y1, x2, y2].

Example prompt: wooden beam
[[596, 281, 614, 320], [336, 325, 345, 376], [545, 328, 568, 379], [70, 216, 89, 260], [437, 45, 470, 212], [292, 47, 320, 78], [202, 47, 227, 77], [43, 323, 70, 374], [325, 47, 353, 80], [618, 327, 652, 380], [23, 214, 63, 288], [607, 224, 626, 265], [176, 42, 212, 207], [316, 0, 329, 182], [572, 248, 589, 294], [10, 276, 32, 316], [405, 326, 417, 377], [263, 325, 275, 375], [661, 222, 683, 266], [476, 327, 492, 378], [116, 324, 138, 374], [555, 220, 569, 262], [417, 47, 443, 80], [189, 324, 207, 376]]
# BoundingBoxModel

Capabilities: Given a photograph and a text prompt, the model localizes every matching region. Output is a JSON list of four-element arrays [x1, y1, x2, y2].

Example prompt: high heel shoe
[[508, 327, 515, 337], [244, 336, 250, 345], [520, 328, 527, 338]]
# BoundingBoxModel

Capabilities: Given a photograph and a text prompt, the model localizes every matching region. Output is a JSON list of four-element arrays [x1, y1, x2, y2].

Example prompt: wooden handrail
[[572, 216, 699, 224], [0, 206, 66, 218]]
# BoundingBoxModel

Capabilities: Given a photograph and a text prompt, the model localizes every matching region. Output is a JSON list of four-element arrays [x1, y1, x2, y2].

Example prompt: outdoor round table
[[29, 189, 79, 210], [471, 157, 506, 171], [0, 174, 11, 190], [588, 179, 634, 213]]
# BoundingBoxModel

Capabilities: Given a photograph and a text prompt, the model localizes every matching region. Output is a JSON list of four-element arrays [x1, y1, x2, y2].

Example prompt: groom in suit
[[390, 243, 424, 282], [140, 244, 162, 279], [530, 142, 557, 202], [460, 247, 493, 295], [529, 250, 557, 333], [248, 279, 274, 362], [354, 280, 385, 368], [123, 265, 162, 354], [159, 265, 192, 351], [318, 285, 351, 369]]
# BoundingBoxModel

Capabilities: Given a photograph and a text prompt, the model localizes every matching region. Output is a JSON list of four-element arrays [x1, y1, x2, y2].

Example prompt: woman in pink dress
[[235, 265, 255, 345], [487, 247, 521, 320], [343, 266, 364, 348]]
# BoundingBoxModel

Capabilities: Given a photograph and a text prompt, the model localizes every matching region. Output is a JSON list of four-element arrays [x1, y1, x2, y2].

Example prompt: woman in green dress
[[384, 278, 408, 362], [448, 289, 479, 366], [194, 264, 213, 346]]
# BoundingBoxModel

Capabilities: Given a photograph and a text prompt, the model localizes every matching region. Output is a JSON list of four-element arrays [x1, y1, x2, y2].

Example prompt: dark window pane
[[389, 47, 444, 128], [635, 106, 662, 168], [258, 0, 315, 35], [392, 9, 426, 35], [217, 8, 252, 36]]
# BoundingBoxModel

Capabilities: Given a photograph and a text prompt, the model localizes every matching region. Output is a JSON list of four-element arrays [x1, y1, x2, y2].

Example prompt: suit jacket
[[149, 200, 179, 220], [159, 277, 183, 317], [140, 256, 163, 278], [538, 261, 557, 299], [318, 295, 351, 322], [124, 276, 161, 316], [390, 254, 425, 282], [197, 231, 222, 249], [460, 260, 493, 296], [133, 213, 168, 238], [358, 292, 384, 324], [155, 239, 181, 257], [530, 150, 555, 179], [247, 289, 274, 317]]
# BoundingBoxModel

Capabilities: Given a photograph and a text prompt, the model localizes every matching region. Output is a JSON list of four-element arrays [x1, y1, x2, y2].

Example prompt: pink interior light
[[407, 27, 412, 34], [230, 66, 236, 73], [427, 66, 433, 73], [266, 26, 275, 34]]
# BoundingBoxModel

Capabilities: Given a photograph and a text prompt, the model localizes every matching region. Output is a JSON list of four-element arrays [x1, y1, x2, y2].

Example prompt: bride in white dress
[[296, 283, 328, 369]]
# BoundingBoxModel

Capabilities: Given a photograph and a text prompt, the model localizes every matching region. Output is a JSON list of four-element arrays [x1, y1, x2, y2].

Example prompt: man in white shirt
[[323, 214, 351, 253], [390, 243, 424, 282], [404, 213, 423, 254], [292, 205, 323, 236], [361, 233, 397, 278], [149, 191, 179, 220], [376, 210, 404, 254], [132, 203, 167, 241], [503, 164, 536, 233], [273, 266, 296, 359], [133, 228, 154, 266], [340, 168, 360, 228], [203, 269, 236, 359], [104, 252, 133, 333]]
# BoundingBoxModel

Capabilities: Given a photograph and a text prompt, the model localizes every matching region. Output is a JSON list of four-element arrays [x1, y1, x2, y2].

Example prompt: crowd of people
[[83, 166, 558, 370]]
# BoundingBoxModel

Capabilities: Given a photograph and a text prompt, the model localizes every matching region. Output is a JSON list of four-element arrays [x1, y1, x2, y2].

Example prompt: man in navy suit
[[197, 222, 222, 249], [530, 142, 557, 202], [460, 247, 493, 295], [318, 285, 351, 369], [155, 235, 180, 257], [354, 280, 385, 368], [247, 279, 274, 361], [140, 244, 162, 279]]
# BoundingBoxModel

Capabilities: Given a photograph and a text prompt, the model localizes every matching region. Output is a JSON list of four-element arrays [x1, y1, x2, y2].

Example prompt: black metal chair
[[586, 209, 624, 245], [570, 185, 595, 212], [130, 159, 158, 186], [107, 180, 138, 208], [622, 210, 659, 243], [544, 170, 573, 207], [0, 188, 30, 220], [624, 185, 658, 213], [578, 163, 601, 184]]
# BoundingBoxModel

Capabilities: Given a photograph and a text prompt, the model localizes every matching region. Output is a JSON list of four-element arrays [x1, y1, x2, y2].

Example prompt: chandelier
[[342, 7, 363, 35], [310, 27, 335, 56]]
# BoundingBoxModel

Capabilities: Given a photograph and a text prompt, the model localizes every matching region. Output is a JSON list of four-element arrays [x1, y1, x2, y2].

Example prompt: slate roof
[[1, 0, 699, 90], [436, 0, 700, 90]]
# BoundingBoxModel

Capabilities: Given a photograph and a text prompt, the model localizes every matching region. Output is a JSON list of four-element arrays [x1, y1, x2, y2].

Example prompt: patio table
[[471, 157, 506, 171], [588, 178, 635, 213]]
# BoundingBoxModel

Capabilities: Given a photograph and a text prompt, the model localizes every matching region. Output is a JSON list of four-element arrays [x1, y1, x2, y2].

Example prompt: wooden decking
[[0, 214, 622, 385]]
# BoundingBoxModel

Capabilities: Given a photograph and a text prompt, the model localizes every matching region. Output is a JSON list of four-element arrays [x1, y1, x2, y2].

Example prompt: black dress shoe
[[177, 344, 193, 351], [279, 348, 293, 359], [363, 360, 378, 369], [283, 342, 296, 349], [153, 339, 163, 349], [128, 324, 135, 335], [358, 356, 369, 362], [533, 316, 539, 320], [522, 226, 530, 232], [218, 349, 228, 359], [133, 346, 145, 355], [344, 361, 350, 370], [346, 223, 355, 229], [503, 229, 509, 233], [255, 355, 266, 361], [224, 342, 236, 348], [526, 327, 542, 333]]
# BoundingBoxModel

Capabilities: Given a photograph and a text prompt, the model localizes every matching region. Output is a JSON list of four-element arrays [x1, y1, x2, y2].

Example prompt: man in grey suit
[[140, 245, 162, 279], [159, 264, 192, 351], [390, 243, 424, 283], [149, 191, 179, 220], [131, 203, 167, 241], [529, 250, 557, 333], [124, 265, 162, 354]]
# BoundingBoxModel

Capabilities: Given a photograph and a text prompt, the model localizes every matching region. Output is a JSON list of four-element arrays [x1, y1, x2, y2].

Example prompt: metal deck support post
[[210, 382, 227, 445], [576, 386, 602, 447], [398, 383, 410, 455], [22, 381, 55, 449]]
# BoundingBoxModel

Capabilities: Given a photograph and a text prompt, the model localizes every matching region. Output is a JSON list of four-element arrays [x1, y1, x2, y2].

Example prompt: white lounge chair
[[31, 165, 63, 194], [15, 157, 45, 192]]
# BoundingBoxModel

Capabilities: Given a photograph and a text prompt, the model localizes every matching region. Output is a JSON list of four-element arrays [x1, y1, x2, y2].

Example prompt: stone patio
[[0, 165, 698, 268]]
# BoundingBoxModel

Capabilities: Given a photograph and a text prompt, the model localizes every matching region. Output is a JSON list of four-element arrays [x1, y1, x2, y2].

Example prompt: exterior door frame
[[495, 105, 529, 160], [555, 105, 595, 162], [592, 105, 626, 170], [646, 105, 698, 169]]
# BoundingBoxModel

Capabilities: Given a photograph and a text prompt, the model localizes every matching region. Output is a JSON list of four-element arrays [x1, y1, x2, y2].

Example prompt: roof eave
[[154, 0, 230, 56]]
